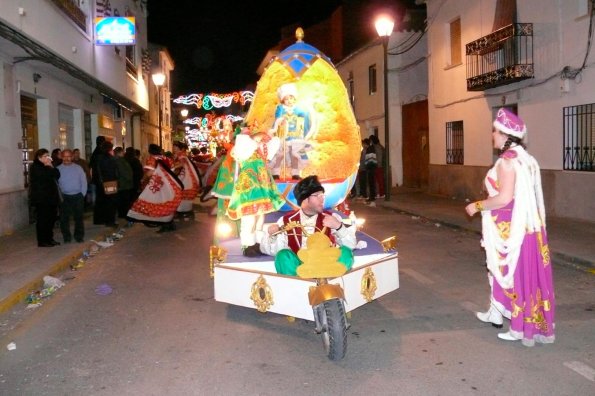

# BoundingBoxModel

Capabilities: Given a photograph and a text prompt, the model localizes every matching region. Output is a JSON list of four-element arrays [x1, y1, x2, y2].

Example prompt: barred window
[[446, 120, 464, 164], [369, 64, 377, 95], [563, 103, 595, 171]]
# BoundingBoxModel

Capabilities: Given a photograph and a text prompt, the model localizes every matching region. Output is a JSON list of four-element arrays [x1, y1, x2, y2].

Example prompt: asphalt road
[[1, 203, 594, 395]]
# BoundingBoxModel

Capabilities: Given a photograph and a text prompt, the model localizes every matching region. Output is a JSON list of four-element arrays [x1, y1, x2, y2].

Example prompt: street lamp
[[180, 108, 189, 118], [151, 72, 166, 148], [375, 14, 394, 201]]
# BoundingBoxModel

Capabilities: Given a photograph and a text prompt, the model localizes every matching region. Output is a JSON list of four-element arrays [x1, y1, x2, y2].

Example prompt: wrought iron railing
[[466, 23, 533, 91], [49, 0, 87, 32], [446, 121, 464, 164], [563, 103, 595, 171]]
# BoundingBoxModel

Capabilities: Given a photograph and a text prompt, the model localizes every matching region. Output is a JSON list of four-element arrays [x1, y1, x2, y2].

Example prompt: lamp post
[[375, 15, 394, 201], [151, 73, 165, 148]]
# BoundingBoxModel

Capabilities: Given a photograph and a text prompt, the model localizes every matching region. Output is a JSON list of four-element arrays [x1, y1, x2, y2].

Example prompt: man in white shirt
[[259, 175, 357, 275]]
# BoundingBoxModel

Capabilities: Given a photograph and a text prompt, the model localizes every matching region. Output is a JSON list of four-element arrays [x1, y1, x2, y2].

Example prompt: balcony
[[49, 0, 87, 32], [466, 23, 533, 91]]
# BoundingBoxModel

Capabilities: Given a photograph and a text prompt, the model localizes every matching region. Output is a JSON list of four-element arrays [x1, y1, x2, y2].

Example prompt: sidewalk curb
[[0, 230, 114, 314], [378, 202, 595, 272]]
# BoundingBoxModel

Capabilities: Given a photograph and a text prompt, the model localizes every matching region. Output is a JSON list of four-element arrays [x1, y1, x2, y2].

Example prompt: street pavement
[[1, 188, 594, 315]]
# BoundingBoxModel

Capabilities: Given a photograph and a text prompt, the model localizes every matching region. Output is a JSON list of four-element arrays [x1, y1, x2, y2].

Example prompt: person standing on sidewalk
[[465, 108, 555, 346], [369, 135, 385, 198], [89, 136, 106, 207], [93, 141, 119, 228], [57, 149, 87, 243], [72, 148, 91, 207], [364, 140, 378, 207], [29, 149, 61, 247], [113, 147, 134, 219], [125, 146, 143, 202]]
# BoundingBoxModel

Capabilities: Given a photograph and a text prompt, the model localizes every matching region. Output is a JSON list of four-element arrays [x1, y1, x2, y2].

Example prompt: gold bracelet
[[475, 201, 484, 212]]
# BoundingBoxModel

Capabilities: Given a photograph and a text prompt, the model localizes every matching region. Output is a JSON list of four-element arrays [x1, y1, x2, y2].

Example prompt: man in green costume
[[259, 175, 357, 275]]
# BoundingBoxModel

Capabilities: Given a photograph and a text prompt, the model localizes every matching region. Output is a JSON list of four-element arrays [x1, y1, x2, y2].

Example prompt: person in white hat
[[269, 83, 317, 180]]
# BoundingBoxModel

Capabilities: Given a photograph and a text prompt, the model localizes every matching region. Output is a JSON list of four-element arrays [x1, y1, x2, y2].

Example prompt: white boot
[[476, 304, 504, 328], [497, 331, 520, 341]]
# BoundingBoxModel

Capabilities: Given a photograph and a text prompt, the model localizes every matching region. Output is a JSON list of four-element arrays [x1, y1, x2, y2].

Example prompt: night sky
[[147, 0, 421, 96], [147, 0, 342, 95]]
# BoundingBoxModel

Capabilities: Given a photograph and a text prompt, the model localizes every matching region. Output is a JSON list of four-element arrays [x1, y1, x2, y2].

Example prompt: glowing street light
[[180, 108, 189, 118], [375, 14, 394, 201], [151, 72, 166, 148]]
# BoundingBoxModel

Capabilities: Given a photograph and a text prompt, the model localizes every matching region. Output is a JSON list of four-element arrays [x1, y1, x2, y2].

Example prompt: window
[[369, 64, 377, 95], [50, 0, 88, 32], [563, 103, 595, 171], [348, 71, 355, 107], [449, 18, 462, 66], [446, 120, 464, 164], [126, 45, 137, 76]]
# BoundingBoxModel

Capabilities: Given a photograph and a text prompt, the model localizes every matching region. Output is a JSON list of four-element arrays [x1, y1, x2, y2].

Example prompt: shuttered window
[[450, 18, 462, 65], [369, 64, 377, 95]]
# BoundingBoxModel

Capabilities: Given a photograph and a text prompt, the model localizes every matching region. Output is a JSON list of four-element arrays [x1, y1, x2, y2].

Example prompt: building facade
[[141, 44, 174, 154], [0, 0, 151, 234], [425, 0, 595, 221], [336, 30, 428, 188]]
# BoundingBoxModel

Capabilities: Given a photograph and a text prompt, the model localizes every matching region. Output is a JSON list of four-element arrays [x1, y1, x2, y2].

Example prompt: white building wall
[[0, 0, 150, 234], [426, 0, 595, 220], [337, 31, 428, 187]]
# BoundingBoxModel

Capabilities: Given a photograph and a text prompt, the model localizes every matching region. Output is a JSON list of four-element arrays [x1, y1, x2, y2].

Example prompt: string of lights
[[173, 90, 254, 110]]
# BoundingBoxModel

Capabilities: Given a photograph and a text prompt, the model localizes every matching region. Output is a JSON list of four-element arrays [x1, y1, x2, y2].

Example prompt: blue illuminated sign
[[95, 17, 136, 45]]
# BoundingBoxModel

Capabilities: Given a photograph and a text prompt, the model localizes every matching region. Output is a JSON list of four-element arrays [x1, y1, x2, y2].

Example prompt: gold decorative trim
[[250, 275, 274, 313], [360, 268, 378, 302], [381, 236, 397, 252], [209, 245, 227, 278]]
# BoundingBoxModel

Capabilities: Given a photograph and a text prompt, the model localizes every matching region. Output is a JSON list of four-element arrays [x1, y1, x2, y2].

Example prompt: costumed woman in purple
[[226, 127, 285, 257], [465, 108, 555, 346], [260, 175, 357, 276], [127, 143, 183, 233]]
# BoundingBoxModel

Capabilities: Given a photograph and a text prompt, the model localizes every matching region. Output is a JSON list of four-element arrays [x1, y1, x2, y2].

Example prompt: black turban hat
[[293, 175, 325, 206]]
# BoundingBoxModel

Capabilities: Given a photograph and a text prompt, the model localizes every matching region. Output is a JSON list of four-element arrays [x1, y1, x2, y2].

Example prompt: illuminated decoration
[[183, 115, 244, 129], [95, 17, 136, 45], [245, 28, 361, 210], [173, 91, 254, 110]]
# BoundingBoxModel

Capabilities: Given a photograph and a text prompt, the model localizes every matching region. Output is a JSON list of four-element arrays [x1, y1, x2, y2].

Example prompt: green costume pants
[[274, 246, 354, 276]]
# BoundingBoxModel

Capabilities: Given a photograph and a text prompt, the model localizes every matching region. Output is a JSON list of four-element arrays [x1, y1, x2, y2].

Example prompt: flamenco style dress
[[127, 155, 183, 225], [173, 153, 200, 214], [480, 146, 555, 346]]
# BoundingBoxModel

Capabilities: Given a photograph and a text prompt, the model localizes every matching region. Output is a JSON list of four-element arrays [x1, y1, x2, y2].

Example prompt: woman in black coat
[[92, 141, 119, 227], [29, 148, 61, 247]]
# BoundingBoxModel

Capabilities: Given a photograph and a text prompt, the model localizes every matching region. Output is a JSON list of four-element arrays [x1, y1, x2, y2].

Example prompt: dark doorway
[[402, 100, 429, 188]]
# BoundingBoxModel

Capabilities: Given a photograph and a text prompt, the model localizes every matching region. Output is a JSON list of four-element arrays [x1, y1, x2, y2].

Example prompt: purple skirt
[[489, 201, 556, 346]]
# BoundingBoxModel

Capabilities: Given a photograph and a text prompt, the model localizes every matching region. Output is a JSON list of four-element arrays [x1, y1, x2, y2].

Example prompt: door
[[402, 100, 429, 188]]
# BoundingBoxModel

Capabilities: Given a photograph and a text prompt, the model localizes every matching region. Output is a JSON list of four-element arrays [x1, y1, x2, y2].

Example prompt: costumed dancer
[[269, 83, 317, 180], [172, 141, 200, 216], [127, 143, 183, 233], [260, 175, 357, 275], [209, 120, 240, 241], [226, 127, 285, 257], [465, 108, 555, 346]]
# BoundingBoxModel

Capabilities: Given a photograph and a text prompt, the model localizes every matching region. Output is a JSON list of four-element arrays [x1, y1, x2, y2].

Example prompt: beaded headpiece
[[493, 108, 526, 139]]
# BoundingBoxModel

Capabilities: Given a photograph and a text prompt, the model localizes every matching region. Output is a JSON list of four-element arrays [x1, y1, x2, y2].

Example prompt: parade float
[[210, 29, 399, 360]]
